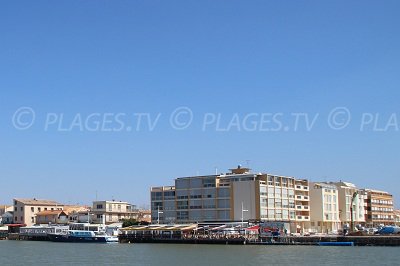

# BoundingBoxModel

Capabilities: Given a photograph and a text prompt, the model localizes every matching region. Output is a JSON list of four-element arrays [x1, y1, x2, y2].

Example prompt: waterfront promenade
[[118, 234, 400, 246]]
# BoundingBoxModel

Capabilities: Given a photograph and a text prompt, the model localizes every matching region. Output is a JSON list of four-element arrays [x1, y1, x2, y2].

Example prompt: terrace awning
[[245, 225, 260, 231], [211, 225, 227, 231]]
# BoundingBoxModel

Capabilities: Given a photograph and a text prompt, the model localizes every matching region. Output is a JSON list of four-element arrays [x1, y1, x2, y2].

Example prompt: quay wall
[[119, 235, 400, 246]]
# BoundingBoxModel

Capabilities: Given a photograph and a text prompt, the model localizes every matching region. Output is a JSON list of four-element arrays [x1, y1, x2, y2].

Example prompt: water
[[0, 241, 399, 265]]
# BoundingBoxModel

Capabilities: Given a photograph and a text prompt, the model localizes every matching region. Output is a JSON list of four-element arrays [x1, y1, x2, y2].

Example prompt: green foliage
[[121, 219, 150, 227]]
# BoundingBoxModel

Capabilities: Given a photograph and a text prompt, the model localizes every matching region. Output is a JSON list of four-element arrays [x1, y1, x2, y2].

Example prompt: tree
[[122, 218, 139, 227], [121, 219, 150, 228]]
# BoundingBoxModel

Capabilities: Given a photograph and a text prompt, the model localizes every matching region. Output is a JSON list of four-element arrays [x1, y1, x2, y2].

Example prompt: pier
[[118, 224, 400, 246]]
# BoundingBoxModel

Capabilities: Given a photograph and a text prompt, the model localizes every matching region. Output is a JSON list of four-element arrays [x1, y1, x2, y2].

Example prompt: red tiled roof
[[36, 210, 66, 216]]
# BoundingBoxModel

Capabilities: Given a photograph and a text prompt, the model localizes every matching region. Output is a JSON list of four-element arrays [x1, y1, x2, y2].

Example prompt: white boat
[[48, 223, 119, 243]]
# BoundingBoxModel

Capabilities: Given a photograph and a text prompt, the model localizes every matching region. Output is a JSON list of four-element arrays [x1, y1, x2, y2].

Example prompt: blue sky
[[1, 0, 399, 207]]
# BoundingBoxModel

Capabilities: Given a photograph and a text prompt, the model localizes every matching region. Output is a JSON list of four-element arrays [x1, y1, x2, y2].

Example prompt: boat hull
[[48, 234, 117, 243]]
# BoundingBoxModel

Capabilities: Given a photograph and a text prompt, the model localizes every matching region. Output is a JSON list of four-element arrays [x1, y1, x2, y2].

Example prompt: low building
[[63, 206, 91, 223], [0, 205, 13, 216], [362, 189, 394, 226], [91, 200, 138, 224], [309, 182, 340, 233], [1, 211, 14, 224], [35, 210, 68, 225], [0, 205, 13, 224], [137, 210, 151, 223], [13, 198, 63, 226]]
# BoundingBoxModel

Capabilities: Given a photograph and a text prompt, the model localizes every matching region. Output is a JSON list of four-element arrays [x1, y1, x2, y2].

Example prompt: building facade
[[309, 183, 340, 233], [0, 205, 13, 216], [331, 182, 366, 227], [362, 189, 394, 226], [13, 198, 63, 226], [151, 166, 311, 233], [92, 200, 138, 224], [394, 210, 400, 226], [35, 210, 68, 224], [1, 211, 13, 224]]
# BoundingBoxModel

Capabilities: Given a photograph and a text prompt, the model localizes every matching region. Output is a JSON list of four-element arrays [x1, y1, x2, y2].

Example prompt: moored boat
[[48, 223, 118, 243]]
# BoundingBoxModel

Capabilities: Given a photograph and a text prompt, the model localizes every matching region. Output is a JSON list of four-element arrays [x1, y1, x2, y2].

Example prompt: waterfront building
[[1, 211, 14, 225], [309, 183, 340, 233], [394, 210, 400, 226], [91, 200, 139, 224], [362, 189, 394, 226], [137, 209, 152, 223], [330, 182, 366, 227], [35, 210, 68, 224], [150, 166, 310, 233], [0, 205, 13, 216], [13, 198, 63, 226], [0, 205, 13, 224], [64, 206, 92, 223]]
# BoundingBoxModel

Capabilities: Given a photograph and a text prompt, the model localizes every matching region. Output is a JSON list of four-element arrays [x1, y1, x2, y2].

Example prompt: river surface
[[0, 241, 399, 265]]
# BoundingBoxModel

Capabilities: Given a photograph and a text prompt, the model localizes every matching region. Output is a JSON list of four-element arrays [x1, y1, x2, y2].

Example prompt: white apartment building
[[331, 181, 366, 227], [92, 200, 138, 224]]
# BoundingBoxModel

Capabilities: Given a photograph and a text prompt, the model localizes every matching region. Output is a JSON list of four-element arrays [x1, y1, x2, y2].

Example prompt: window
[[31, 207, 34, 212], [108, 214, 113, 221], [96, 204, 103, 209], [38, 207, 41, 212], [20, 207, 23, 211]]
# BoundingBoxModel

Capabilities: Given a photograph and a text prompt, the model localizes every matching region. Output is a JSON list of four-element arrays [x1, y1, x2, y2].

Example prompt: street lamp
[[157, 206, 163, 225]]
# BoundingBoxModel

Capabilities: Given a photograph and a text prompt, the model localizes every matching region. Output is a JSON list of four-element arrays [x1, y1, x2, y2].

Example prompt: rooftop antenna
[[95, 190, 98, 201], [215, 166, 218, 175]]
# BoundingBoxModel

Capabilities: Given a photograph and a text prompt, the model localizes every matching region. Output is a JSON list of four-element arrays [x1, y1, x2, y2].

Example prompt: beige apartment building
[[151, 166, 311, 233], [362, 189, 394, 226], [13, 198, 63, 226], [309, 183, 340, 233], [91, 200, 138, 224]]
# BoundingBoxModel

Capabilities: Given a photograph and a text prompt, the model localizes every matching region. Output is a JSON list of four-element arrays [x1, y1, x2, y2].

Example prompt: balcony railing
[[296, 195, 310, 201], [296, 205, 310, 210], [296, 215, 310, 221], [295, 185, 309, 191]]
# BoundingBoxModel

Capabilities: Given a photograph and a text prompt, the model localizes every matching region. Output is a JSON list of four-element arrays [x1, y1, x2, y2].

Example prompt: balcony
[[296, 215, 310, 221], [296, 205, 310, 211], [295, 185, 309, 191], [296, 195, 310, 201]]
